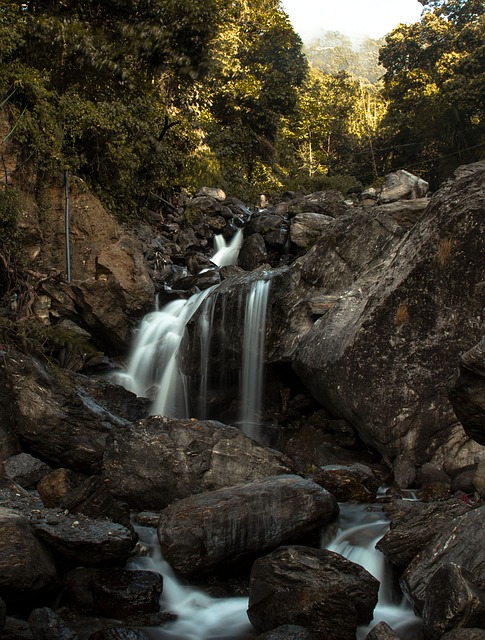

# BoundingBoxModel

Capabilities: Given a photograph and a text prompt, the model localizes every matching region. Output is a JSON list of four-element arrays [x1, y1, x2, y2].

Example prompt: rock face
[[247, 545, 379, 639], [449, 338, 485, 446], [157, 475, 338, 575], [102, 416, 294, 509], [378, 169, 429, 204], [401, 504, 485, 613], [291, 162, 485, 467], [4, 351, 142, 472]]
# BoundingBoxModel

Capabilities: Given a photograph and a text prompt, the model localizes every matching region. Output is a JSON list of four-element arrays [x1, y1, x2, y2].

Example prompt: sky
[[280, 0, 424, 41]]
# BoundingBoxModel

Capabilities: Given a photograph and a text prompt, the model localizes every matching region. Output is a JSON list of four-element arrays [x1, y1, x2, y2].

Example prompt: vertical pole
[[64, 170, 71, 283]]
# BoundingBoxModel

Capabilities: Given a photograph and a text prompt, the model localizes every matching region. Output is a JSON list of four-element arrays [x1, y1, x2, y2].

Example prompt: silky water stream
[[117, 232, 421, 638], [125, 505, 421, 640]]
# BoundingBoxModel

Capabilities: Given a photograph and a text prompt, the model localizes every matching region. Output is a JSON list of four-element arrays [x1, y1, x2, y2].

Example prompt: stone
[[195, 187, 226, 202], [32, 515, 134, 567], [441, 631, 485, 640], [312, 464, 379, 502], [287, 191, 349, 218], [28, 608, 78, 640], [65, 568, 163, 619], [5, 351, 131, 473], [157, 475, 338, 576], [378, 170, 429, 204], [102, 416, 294, 510], [289, 213, 334, 248], [238, 234, 268, 271], [0, 507, 57, 593], [89, 628, 151, 640], [247, 545, 379, 639], [449, 338, 485, 446], [291, 162, 485, 468], [256, 626, 316, 639], [401, 504, 485, 613], [4, 453, 51, 489], [376, 498, 469, 568], [422, 563, 485, 640], [364, 622, 402, 639]]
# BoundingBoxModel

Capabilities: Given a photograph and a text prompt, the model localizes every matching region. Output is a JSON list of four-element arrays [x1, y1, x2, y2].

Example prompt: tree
[[378, 0, 484, 186]]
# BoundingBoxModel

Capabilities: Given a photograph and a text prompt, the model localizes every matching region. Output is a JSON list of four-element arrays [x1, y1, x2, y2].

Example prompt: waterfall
[[210, 229, 243, 267], [117, 230, 270, 432], [239, 279, 271, 439]]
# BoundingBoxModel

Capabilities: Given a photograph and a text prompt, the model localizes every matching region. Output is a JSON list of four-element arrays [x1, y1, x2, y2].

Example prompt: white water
[[326, 505, 422, 640], [210, 229, 243, 268], [125, 505, 420, 640], [239, 279, 271, 439], [127, 525, 253, 640]]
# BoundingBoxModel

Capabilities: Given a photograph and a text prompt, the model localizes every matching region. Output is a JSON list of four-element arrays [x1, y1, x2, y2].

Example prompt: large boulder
[[247, 545, 379, 639], [401, 504, 485, 613], [157, 475, 338, 575], [378, 170, 429, 204], [4, 351, 143, 472], [292, 162, 485, 467], [102, 416, 294, 509]]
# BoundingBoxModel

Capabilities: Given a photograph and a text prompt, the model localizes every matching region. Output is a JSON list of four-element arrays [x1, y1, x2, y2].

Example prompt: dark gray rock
[[449, 338, 485, 446], [378, 170, 429, 204], [28, 608, 78, 640], [289, 213, 334, 248], [364, 621, 402, 639], [65, 568, 163, 619], [32, 515, 134, 567], [5, 351, 136, 473], [377, 499, 469, 568], [287, 191, 348, 218], [256, 625, 316, 639], [238, 234, 268, 271], [88, 628, 151, 640], [401, 504, 485, 613], [292, 161, 485, 468], [0, 596, 6, 638], [157, 475, 338, 576], [0, 507, 57, 593], [4, 453, 51, 489], [312, 464, 380, 503], [102, 416, 293, 510], [247, 545, 379, 639], [422, 563, 485, 640], [441, 631, 485, 640]]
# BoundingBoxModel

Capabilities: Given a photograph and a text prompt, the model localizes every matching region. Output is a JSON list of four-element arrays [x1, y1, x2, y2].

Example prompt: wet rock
[[245, 213, 282, 237], [473, 460, 485, 499], [451, 465, 477, 495], [291, 162, 485, 468], [32, 515, 134, 568], [170, 270, 221, 292], [28, 608, 78, 640], [0, 358, 20, 465], [4, 454, 51, 490], [247, 545, 379, 639], [256, 625, 316, 639], [5, 351, 132, 473], [88, 628, 151, 640], [364, 621, 402, 639], [376, 498, 469, 568], [441, 630, 485, 640], [65, 568, 163, 619], [157, 475, 338, 576], [103, 416, 293, 510], [238, 234, 268, 271], [416, 462, 452, 501], [0, 507, 57, 593], [401, 504, 485, 613], [0, 596, 6, 636], [422, 563, 485, 640], [289, 213, 334, 248], [312, 464, 380, 502], [449, 338, 485, 446], [378, 170, 429, 204], [38, 472, 132, 531], [392, 454, 417, 489]]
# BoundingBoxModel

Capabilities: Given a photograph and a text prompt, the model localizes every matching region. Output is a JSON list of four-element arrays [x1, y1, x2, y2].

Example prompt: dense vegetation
[[0, 0, 483, 220]]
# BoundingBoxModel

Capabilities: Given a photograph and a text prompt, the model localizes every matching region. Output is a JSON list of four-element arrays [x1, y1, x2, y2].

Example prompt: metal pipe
[[64, 170, 71, 283]]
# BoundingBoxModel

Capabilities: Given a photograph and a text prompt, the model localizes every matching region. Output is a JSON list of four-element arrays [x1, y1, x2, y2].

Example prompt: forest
[[0, 0, 484, 221]]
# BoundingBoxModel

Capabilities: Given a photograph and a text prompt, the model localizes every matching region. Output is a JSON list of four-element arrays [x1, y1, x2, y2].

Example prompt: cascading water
[[125, 505, 420, 640], [239, 279, 271, 439], [117, 229, 271, 436]]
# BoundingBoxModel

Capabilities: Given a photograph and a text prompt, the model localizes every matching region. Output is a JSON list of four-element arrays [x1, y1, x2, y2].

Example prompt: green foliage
[[378, 0, 485, 185]]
